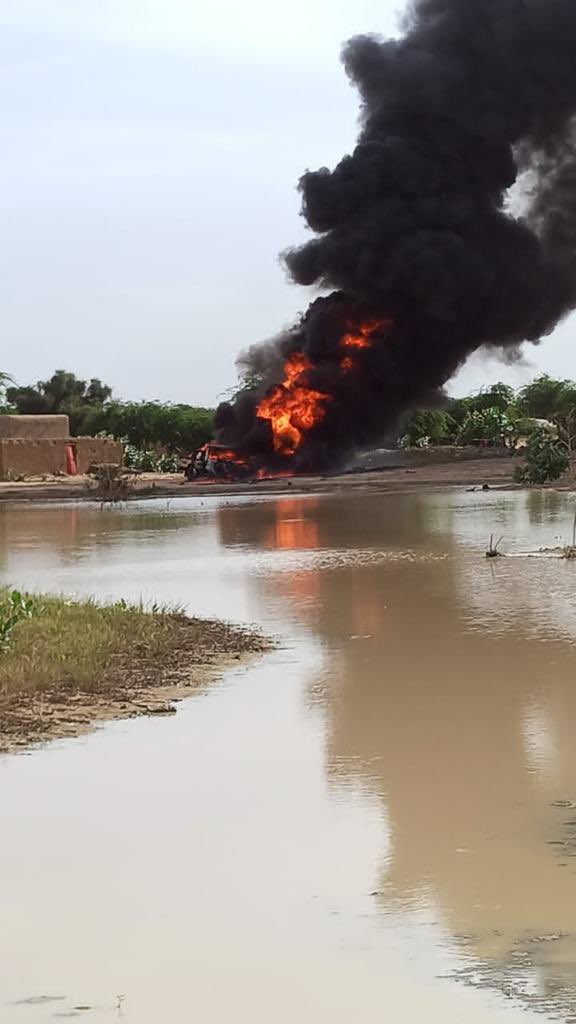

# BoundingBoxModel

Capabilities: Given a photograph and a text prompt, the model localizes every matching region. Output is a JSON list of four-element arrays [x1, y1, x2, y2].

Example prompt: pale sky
[[3, 0, 576, 407]]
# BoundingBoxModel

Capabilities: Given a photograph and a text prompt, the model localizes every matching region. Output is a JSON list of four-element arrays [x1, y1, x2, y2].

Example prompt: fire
[[340, 320, 379, 349], [339, 317, 391, 372], [256, 352, 330, 456], [255, 319, 393, 456], [255, 468, 292, 480]]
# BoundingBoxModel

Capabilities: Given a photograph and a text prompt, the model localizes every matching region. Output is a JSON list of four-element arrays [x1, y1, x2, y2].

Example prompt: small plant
[[0, 590, 36, 652], [486, 534, 503, 558]]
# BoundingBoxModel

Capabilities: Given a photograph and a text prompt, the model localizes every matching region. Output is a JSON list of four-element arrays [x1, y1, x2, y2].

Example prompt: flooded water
[[1, 489, 576, 1023]]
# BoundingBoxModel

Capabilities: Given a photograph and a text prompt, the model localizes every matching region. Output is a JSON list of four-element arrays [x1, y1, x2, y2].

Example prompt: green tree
[[7, 370, 112, 434], [402, 409, 456, 447], [456, 407, 512, 446], [472, 383, 515, 413], [89, 401, 214, 454], [550, 385, 576, 475], [447, 383, 516, 425], [515, 429, 570, 484], [517, 375, 575, 420]]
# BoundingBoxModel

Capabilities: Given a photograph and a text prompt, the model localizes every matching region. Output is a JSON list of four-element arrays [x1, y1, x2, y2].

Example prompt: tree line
[[0, 371, 214, 469], [402, 376, 576, 482], [402, 378, 576, 446], [1, 368, 575, 481]]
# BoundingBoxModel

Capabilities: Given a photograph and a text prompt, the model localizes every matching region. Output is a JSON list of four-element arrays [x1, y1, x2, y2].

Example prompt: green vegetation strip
[[0, 590, 268, 753]]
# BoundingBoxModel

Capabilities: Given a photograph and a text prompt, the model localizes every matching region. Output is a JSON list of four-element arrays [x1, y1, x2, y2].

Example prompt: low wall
[[0, 437, 123, 479], [0, 439, 69, 477], [0, 415, 70, 439], [75, 438, 123, 474]]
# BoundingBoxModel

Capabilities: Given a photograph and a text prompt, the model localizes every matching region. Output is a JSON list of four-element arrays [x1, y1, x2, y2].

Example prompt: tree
[[0, 373, 14, 413], [515, 429, 570, 484], [7, 370, 112, 435], [402, 409, 456, 447], [447, 383, 515, 425], [88, 401, 214, 454], [471, 383, 515, 413], [517, 375, 575, 420], [456, 407, 513, 446], [550, 385, 576, 475]]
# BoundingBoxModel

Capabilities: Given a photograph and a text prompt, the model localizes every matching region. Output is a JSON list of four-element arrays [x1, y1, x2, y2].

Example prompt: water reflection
[[218, 491, 576, 1015], [2, 491, 576, 1020]]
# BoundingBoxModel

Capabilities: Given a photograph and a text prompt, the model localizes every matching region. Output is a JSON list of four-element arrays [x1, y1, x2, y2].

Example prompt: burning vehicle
[[184, 442, 252, 481], [214, 0, 576, 476]]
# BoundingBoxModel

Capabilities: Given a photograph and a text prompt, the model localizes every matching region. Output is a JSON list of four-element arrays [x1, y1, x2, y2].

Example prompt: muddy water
[[1, 490, 576, 1023]]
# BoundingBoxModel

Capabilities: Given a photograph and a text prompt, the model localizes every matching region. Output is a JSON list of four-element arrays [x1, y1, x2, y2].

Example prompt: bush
[[123, 444, 158, 472], [122, 444, 179, 473], [402, 409, 457, 447], [86, 465, 135, 502], [456, 407, 511, 446], [515, 430, 569, 484]]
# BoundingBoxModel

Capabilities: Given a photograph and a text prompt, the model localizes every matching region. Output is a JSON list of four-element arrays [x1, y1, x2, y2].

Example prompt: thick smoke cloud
[[217, 0, 576, 471]]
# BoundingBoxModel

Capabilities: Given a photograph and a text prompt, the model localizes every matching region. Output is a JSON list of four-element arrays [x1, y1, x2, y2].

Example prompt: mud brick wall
[[0, 415, 70, 439], [0, 439, 69, 477], [0, 438, 122, 478], [75, 438, 123, 473]]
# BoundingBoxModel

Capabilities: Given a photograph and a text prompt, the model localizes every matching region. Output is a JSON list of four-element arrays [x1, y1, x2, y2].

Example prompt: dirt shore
[[0, 456, 542, 503], [0, 615, 270, 756]]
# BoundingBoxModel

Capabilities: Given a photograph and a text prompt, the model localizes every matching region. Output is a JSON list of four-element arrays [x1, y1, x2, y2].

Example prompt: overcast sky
[[2, 0, 576, 407]]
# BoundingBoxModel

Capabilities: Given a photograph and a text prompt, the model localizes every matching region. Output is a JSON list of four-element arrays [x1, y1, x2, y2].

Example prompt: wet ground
[[0, 454, 519, 502], [1, 489, 576, 1022]]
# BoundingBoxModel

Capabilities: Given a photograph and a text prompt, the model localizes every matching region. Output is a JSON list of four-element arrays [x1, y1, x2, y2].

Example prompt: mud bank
[[0, 457, 531, 503], [0, 607, 269, 756]]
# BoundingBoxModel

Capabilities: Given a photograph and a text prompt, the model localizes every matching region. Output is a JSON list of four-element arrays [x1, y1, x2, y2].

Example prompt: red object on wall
[[65, 444, 78, 476]]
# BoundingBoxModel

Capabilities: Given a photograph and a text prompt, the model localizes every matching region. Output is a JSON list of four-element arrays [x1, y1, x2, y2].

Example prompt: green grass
[[0, 590, 264, 700]]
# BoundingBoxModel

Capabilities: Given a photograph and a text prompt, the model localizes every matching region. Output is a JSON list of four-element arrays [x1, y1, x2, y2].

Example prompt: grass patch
[[0, 589, 268, 752]]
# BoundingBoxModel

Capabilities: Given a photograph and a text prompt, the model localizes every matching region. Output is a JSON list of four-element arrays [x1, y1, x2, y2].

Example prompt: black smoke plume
[[216, 0, 576, 471]]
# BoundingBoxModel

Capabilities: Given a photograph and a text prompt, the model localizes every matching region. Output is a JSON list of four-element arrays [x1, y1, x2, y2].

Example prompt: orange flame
[[256, 352, 330, 456], [340, 320, 378, 349], [255, 319, 393, 456], [339, 317, 391, 372]]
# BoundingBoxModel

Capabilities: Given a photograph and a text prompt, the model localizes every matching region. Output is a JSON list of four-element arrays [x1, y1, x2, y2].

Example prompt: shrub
[[516, 429, 570, 484], [402, 409, 457, 447], [456, 407, 511, 445]]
